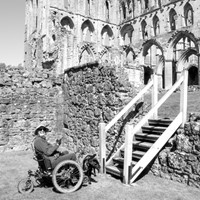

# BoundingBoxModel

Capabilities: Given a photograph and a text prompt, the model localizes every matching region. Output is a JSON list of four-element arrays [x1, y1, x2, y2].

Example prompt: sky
[[0, 0, 26, 66]]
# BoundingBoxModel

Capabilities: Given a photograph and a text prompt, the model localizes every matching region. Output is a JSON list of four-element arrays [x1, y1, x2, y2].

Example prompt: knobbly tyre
[[17, 150, 100, 194]]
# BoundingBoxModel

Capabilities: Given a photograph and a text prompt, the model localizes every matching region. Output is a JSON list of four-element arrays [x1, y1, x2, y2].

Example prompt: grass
[[144, 90, 200, 119]]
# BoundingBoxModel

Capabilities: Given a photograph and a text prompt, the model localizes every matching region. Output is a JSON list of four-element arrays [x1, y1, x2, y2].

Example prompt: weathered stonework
[[25, 0, 200, 91], [0, 63, 64, 152], [62, 62, 146, 155], [151, 113, 200, 188]]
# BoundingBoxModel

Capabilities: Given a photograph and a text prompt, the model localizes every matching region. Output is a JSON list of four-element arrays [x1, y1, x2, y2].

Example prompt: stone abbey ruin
[[1, 0, 200, 188]]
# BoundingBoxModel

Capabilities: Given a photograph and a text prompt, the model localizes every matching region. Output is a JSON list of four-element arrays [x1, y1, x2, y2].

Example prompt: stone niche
[[62, 61, 142, 157], [151, 113, 200, 188]]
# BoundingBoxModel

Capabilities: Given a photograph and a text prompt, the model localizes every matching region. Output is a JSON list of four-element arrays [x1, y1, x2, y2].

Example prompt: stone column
[[164, 60, 173, 89], [198, 53, 200, 86]]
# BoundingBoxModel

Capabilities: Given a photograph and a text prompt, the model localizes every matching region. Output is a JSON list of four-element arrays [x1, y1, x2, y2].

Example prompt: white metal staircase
[[99, 69, 188, 185]]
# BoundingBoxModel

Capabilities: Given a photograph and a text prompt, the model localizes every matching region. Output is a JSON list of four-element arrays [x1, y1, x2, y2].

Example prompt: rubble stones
[[0, 65, 63, 151], [151, 112, 200, 188]]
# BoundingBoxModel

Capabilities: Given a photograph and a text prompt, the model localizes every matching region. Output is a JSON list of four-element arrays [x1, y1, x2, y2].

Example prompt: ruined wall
[[0, 64, 64, 152], [151, 113, 200, 188], [62, 62, 143, 156]]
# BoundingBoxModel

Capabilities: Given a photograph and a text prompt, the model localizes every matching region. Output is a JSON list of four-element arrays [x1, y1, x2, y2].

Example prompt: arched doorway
[[188, 65, 198, 85], [144, 66, 153, 85], [166, 31, 199, 89]]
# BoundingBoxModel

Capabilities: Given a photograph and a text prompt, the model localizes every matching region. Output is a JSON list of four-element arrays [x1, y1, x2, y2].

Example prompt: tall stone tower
[[24, 0, 200, 89]]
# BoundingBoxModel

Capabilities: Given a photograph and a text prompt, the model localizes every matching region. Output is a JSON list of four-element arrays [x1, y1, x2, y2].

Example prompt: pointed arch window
[[122, 2, 126, 19], [153, 15, 160, 36], [141, 20, 148, 39], [101, 25, 113, 46], [169, 9, 177, 31], [184, 3, 193, 26], [144, 0, 149, 9]]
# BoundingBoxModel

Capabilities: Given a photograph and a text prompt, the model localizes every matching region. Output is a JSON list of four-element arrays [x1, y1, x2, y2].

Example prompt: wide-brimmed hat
[[34, 125, 49, 135]]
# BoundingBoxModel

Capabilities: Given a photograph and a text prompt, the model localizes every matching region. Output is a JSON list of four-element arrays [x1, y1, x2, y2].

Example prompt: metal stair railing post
[[123, 123, 134, 185], [99, 122, 106, 174], [152, 72, 158, 119], [180, 68, 188, 126]]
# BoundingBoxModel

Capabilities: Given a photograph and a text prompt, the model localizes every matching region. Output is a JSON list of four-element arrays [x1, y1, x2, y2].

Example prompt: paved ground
[[0, 151, 200, 200]]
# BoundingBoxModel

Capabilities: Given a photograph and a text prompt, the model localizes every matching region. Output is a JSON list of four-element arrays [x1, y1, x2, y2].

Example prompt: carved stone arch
[[101, 25, 113, 37], [101, 25, 113, 46], [184, 2, 194, 26], [176, 48, 199, 85], [81, 19, 95, 42], [120, 0, 127, 20], [152, 14, 160, 36], [123, 45, 136, 58], [79, 43, 97, 64], [143, 39, 163, 56], [176, 47, 198, 71], [99, 46, 111, 62], [141, 20, 147, 40], [120, 24, 134, 37], [120, 23, 134, 45], [169, 8, 177, 31], [81, 19, 95, 32], [142, 39, 164, 88], [60, 16, 74, 30], [166, 30, 199, 60]]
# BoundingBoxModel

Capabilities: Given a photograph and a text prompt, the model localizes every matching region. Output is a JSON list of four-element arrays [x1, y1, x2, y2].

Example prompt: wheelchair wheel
[[52, 160, 84, 193], [17, 178, 34, 194]]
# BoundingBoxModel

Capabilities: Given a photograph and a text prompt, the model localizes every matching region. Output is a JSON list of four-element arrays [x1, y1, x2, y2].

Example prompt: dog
[[82, 154, 100, 184]]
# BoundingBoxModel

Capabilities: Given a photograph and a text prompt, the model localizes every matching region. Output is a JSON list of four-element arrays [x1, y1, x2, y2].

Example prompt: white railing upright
[[99, 68, 188, 183]]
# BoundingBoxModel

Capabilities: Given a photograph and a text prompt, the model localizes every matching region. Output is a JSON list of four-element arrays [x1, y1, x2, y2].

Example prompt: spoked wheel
[[17, 178, 34, 194], [52, 160, 84, 193]]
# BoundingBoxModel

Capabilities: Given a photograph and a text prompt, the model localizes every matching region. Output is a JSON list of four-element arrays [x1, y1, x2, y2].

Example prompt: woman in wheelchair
[[34, 125, 76, 171]]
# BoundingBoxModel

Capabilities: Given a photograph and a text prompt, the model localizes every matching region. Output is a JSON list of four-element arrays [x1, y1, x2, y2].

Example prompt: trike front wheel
[[17, 178, 34, 194]]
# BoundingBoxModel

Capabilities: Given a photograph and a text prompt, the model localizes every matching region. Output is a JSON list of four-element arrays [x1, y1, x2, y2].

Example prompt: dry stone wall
[[0, 64, 64, 152], [151, 113, 200, 188], [62, 62, 140, 156]]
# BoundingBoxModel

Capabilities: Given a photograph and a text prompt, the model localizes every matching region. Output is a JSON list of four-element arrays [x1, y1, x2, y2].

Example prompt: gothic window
[[101, 25, 113, 46], [184, 3, 193, 26], [127, 0, 132, 14], [153, 15, 160, 36], [81, 20, 94, 42], [126, 49, 135, 64], [141, 20, 148, 39], [105, 0, 110, 20], [122, 2, 126, 19], [169, 9, 177, 31], [60, 16, 74, 31], [120, 24, 133, 45], [144, 0, 149, 9]]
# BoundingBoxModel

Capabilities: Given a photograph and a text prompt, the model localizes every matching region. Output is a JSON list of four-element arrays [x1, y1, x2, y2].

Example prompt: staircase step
[[120, 148, 146, 159], [113, 157, 138, 166], [132, 141, 153, 150], [148, 119, 172, 127], [106, 165, 123, 177], [142, 125, 166, 134], [135, 132, 160, 142]]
